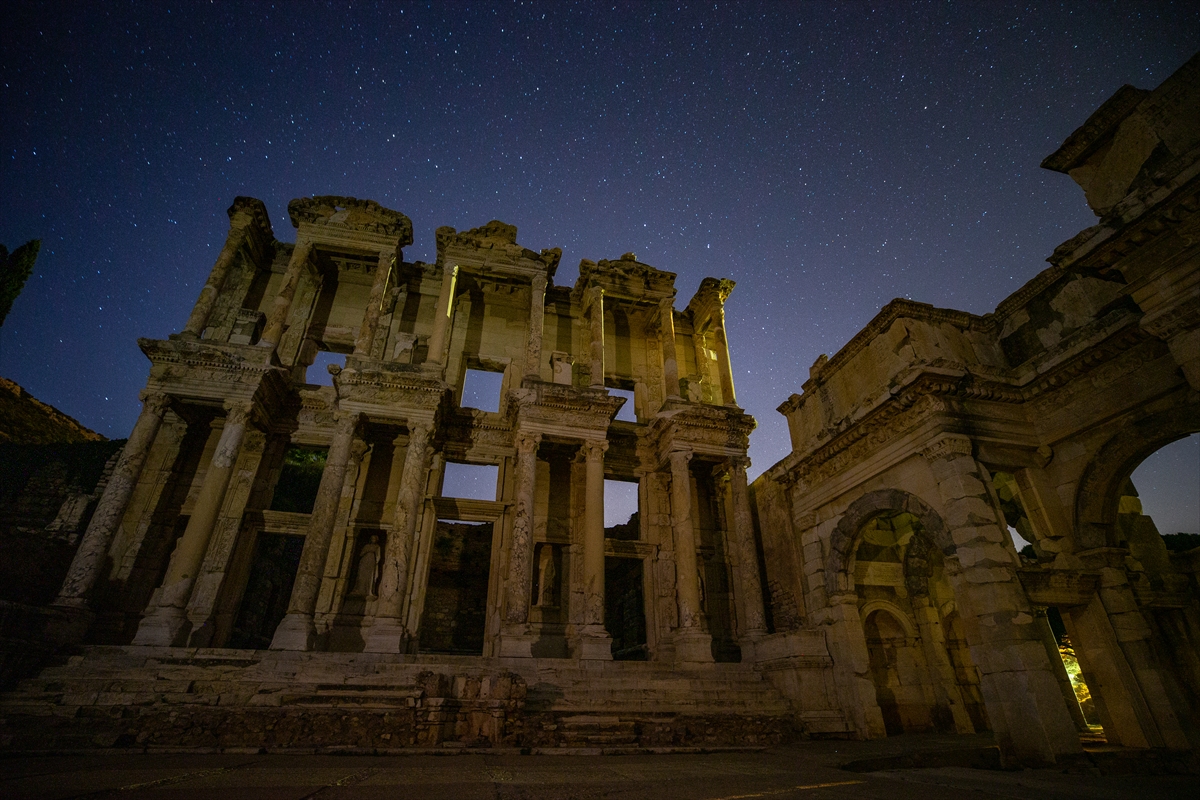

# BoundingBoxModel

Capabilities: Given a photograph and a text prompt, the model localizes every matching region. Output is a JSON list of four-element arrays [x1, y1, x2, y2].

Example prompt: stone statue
[[351, 533, 381, 597]]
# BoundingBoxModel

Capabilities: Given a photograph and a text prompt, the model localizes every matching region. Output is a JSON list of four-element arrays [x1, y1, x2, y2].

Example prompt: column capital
[[138, 391, 172, 416], [333, 409, 361, 435], [667, 448, 693, 470], [406, 419, 433, 442], [378, 245, 397, 262], [530, 272, 548, 293], [222, 399, 256, 428], [515, 431, 542, 455], [581, 438, 609, 461], [921, 433, 973, 462]]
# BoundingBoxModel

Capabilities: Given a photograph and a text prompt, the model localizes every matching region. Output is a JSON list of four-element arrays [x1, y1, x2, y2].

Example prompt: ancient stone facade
[[751, 54, 1200, 765]]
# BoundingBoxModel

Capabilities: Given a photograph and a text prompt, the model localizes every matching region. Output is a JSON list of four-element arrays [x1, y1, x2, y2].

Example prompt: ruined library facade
[[2, 56, 1198, 764]]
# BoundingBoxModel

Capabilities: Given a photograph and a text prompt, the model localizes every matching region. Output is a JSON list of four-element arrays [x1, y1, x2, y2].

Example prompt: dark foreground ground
[[2, 734, 1195, 800]]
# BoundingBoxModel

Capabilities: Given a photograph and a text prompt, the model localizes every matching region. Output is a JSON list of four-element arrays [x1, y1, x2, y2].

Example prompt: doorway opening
[[418, 519, 494, 654], [605, 556, 647, 660], [228, 533, 305, 649]]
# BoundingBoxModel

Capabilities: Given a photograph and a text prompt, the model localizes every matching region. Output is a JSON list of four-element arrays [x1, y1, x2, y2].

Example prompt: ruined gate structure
[[751, 54, 1200, 765], [3, 55, 1198, 763]]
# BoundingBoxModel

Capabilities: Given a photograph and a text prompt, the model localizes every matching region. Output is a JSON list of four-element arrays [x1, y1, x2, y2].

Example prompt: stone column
[[726, 457, 767, 640], [586, 285, 605, 388], [427, 264, 459, 365], [134, 400, 253, 646], [659, 300, 680, 400], [922, 433, 1081, 766], [578, 438, 612, 659], [271, 411, 361, 650], [181, 225, 250, 339], [523, 274, 548, 381], [668, 449, 713, 662], [354, 247, 395, 356], [259, 239, 313, 349], [364, 421, 433, 652], [713, 304, 737, 405], [504, 432, 541, 626], [55, 391, 171, 609]]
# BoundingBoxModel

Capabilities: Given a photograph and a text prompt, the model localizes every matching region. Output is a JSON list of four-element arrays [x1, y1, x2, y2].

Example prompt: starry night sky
[[2, 2, 1197, 533]]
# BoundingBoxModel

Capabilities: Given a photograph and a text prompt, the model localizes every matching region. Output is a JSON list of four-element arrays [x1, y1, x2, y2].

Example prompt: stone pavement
[[1, 734, 1195, 800]]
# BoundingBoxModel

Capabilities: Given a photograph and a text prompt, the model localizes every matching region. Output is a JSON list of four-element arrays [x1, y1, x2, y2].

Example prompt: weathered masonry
[[52, 202, 768, 664], [752, 53, 1200, 765]]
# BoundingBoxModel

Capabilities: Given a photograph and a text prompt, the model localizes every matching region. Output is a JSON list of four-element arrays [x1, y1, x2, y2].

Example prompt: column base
[[574, 625, 613, 661], [133, 605, 189, 647], [498, 631, 537, 658], [361, 617, 408, 653], [674, 630, 714, 663], [737, 633, 765, 663], [270, 612, 317, 651]]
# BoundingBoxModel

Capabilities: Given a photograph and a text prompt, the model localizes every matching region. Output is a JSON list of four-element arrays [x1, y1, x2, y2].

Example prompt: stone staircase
[[0, 645, 802, 752]]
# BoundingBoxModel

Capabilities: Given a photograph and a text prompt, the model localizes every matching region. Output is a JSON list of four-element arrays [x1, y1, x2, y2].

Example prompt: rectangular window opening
[[607, 387, 637, 423], [604, 478, 639, 538], [418, 519, 494, 655], [270, 445, 328, 513], [307, 350, 345, 386], [461, 368, 504, 413], [441, 461, 499, 501]]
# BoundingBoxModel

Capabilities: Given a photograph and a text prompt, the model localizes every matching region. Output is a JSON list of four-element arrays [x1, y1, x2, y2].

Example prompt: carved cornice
[[574, 253, 678, 303], [435, 220, 561, 280], [287, 196, 413, 246], [1040, 84, 1148, 174], [227, 196, 274, 240]]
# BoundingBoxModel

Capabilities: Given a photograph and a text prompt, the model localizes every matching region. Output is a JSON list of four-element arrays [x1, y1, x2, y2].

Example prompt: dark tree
[[0, 240, 40, 327]]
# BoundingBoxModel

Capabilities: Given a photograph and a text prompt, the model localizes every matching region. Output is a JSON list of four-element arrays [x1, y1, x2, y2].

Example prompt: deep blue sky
[[2, 1, 1196, 533]]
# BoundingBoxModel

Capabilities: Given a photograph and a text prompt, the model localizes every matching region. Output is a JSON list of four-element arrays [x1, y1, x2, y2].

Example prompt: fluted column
[[727, 457, 767, 639], [523, 274, 548, 381], [55, 391, 171, 609], [364, 421, 433, 652], [354, 247, 395, 356], [586, 285, 605, 388], [271, 411, 361, 650], [134, 400, 252, 646], [181, 226, 250, 339], [577, 438, 612, 659], [504, 432, 541, 626], [659, 299, 680, 399], [259, 239, 313, 349], [427, 264, 459, 365], [669, 449, 713, 662]]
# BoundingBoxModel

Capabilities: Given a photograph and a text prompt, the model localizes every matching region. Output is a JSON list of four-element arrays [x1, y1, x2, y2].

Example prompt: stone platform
[[0, 646, 802, 752]]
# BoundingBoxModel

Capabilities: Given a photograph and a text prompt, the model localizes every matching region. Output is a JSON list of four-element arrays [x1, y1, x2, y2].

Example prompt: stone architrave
[[727, 457, 767, 639], [586, 285, 605, 388], [55, 391, 171, 609], [668, 449, 713, 662], [259, 239, 313, 349], [577, 438, 612, 659], [503, 432, 542, 626], [182, 226, 250, 339], [354, 247, 396, 356], [427, 265, 459, 365], [922, 433, 1082, 765], [271, 411, 362, 650], [659, 299, 680, 399], [363, 421, 433, 652], [523, 274, 548, 381], [134, 400, 253, 646]]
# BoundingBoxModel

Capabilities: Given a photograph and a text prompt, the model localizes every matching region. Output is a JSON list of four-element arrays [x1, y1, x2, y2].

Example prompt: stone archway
[[1074, 403, 1200, 550], [826, 489, 953, 596]]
